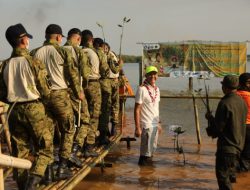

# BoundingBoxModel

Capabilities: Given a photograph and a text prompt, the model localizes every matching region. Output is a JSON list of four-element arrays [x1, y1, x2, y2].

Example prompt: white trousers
[[140, 127, 158, 157]]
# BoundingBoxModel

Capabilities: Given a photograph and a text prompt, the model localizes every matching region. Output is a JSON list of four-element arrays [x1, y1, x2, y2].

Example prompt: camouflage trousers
[[9, 100, 54, 184], [48, 89, 75, 159], [84, 81, 101, 144], [99, 79, 112, 135], [110, 78, 120, 124], [69, 90, 91, 147]]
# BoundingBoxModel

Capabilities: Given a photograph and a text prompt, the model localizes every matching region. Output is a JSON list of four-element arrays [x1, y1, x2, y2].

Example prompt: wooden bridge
[[0, 98, 133, 190]]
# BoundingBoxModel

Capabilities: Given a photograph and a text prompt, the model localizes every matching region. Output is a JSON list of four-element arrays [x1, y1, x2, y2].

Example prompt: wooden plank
[[39, 134, 122, 190]]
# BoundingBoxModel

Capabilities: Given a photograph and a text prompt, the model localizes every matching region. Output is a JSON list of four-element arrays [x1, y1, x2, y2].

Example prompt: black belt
[[88, 79, 99, 82], [51, 88, 68, 92], [12, 99, 40, 105]]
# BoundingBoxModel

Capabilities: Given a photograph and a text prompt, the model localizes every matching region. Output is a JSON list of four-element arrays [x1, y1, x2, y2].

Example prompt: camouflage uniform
[[32, 40, 81, 160], [82, 44, 102, 145], [0, 48, 54, 187], [107, 51, 123, 125], [64, 40, 92, 147], [97, 48, 119, 138]]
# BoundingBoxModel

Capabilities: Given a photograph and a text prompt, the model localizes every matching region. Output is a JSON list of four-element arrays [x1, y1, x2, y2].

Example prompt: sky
[[1, 0, 250, 59]]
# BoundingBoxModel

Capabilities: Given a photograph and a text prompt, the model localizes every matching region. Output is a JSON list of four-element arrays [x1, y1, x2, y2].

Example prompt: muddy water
[[4, 62, 250, 189], [74, 98, 250, 190], [4, 99, 250, 190]]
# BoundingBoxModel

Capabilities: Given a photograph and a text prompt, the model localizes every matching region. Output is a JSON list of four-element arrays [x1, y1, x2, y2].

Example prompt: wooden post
[[192, 95, 201, 144], [119, 97, 126, 134], [0, 114, 12, 154], [0, 143, 4, 190], [189, 77, 193, 91], [0, 103, 12, 154], [0, 154, 32, 169], [139, 62, 143, 85]]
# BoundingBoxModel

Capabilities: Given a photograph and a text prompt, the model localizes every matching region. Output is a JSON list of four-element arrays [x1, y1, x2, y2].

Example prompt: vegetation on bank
[[121, 55, 142, 63], [247, 55, 250, 62], [122, 54, 250, 63]]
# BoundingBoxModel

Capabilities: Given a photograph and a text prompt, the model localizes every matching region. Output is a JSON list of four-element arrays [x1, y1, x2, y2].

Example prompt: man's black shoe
[[41, 164, 54, 185], [68, 154, 83, 168], [55, 158, 73, 180], [25, 174, 42, 190], [84, 144, 99, 157]]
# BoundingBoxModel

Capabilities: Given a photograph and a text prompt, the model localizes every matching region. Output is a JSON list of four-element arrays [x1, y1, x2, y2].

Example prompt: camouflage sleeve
[[79, 50, 91, 84], [97, 50, 110, 78], [108, 55, 120, 74], [61, 47, 81, 99], [27, 56, 51, 100]]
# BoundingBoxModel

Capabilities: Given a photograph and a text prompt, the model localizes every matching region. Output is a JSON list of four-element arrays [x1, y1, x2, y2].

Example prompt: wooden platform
[[39, 133, 122, 190]]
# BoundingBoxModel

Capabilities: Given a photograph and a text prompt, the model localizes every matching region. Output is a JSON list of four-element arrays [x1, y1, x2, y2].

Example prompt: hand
[[78, 91, 84, 101], [118, 59, 124, 65], [158, 123, 162, 134], [205, 111, 212, 120], [135, 127, 142, 137]]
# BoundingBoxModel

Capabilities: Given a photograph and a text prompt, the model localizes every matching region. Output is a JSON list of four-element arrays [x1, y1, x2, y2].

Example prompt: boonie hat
[[45, 24, 65, 37], [68, 28, 81, 37], [5, 23, 33, 46], [146, 66, 158, 74], [221, 75, 239, 89]]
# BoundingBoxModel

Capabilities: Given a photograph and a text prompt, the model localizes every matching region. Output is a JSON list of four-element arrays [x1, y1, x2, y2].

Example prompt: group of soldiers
[[0, 23, 124, 190]]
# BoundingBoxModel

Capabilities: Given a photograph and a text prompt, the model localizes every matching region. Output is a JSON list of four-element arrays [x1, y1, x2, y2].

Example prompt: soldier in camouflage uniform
[[93, 38, 120, 145], [64, 28, 97, 157], [0, 23, 54, 190], [31, 24, 83, 180], [81, 30, 103, 150], [103, 42, 123, 136]]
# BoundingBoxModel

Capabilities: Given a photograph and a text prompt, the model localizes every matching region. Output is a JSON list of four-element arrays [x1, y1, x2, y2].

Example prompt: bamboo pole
[[120, 94, 222, 99], [120, 98, 125, 134], [0, 154, 32, 169], [3, 168, 12, 180], [0, 143, 4, 190], [0, 114, 12, 154], [0, 102, 12, 154], [189, 77, 193, 91], [192, 95, 201, 144], [58, 133, 122, 190]]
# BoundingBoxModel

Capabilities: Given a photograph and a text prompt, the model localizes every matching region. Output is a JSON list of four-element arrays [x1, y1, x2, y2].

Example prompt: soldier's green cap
[[221, 75, 239, 89], [5, 23, 33, 46], [146, 66, 158, 74], [46, 24, 65, 37]]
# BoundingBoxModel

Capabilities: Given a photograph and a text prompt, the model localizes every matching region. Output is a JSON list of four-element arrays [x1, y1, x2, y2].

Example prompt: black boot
[[110, 123, 118, 136], [72, 143, 81, 154], [229, 174, 237, 183], [41, 164, 54, 185], [55, 158, 73, 180], [25, 174, 42, 190], [138, 156, 153, 166], [98, 130, 111, 146], [84, 144, 99, 157], [68, 143, 83, 168]]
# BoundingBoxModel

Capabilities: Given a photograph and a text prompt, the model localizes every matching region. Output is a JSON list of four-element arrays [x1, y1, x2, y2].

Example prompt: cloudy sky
[[0, 0, 250, 59]]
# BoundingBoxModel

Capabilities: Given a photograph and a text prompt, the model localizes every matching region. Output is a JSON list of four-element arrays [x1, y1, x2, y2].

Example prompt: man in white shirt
[[134, 66, 161, 166]]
